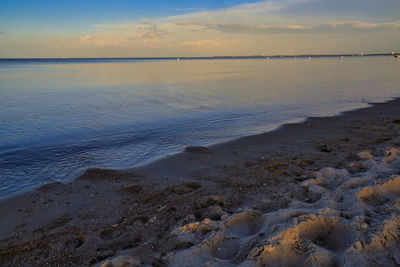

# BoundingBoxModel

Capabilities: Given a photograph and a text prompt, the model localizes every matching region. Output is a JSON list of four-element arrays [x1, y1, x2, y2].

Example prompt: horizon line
[[0, 52, 398, 60], [0, 53, 396, 60]]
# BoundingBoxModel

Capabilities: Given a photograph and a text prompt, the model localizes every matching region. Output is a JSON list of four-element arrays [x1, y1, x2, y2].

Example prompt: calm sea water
[[1, 56, 399, 198]]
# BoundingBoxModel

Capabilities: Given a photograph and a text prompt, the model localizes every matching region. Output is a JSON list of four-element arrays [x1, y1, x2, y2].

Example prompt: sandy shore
[[1, 98, 400, 266]]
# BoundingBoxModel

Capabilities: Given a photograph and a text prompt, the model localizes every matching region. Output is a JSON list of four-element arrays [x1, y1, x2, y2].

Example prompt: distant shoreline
[[0, 53, 394, 61]]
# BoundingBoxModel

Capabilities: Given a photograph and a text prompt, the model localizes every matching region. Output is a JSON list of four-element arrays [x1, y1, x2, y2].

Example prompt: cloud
[[67, 22, 169, 49], [0, 30, 5, 34], [312, 21, 400, 33], [138, 20, 153, 25], [79, 35, 92, 41], [210, 23, 311, 34], [92, 22, 167, 41], [175, 8, 206, 11], [52, 0, 400, 55], [175, 20, 400, 35], [281, 0, 400, 21], [78, 0, 399, 56], [91, 0, 400, 37], [164, 0, 299, 25], [183, 39, 228, 47], [142, 31, 161, 40], [75, 35, 131, 48], [93, 24, 136, 29]]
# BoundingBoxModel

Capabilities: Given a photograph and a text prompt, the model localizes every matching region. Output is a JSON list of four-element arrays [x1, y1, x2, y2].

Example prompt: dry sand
[[1, 99, 400, 266]]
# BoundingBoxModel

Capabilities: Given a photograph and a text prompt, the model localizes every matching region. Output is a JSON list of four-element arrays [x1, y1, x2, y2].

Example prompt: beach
[[2, 0, 400, 265], [1, 98, 400, 266]]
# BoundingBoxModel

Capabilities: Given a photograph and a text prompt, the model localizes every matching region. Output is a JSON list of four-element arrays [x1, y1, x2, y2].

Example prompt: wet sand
[[1, 98, 400, 266]]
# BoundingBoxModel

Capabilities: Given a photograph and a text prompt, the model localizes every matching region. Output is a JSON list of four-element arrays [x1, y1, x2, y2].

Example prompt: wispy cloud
[[76, 0, 400, 56], [216, 23, 310, 34], [142, 31, 161, 40], [183, 39, 234, 47], [93, 24, 134, 29], [175, 20, 400, 35], [164, 0, 300, 24], [312, 21, 400, 33], [73, 34, 132, 48], [281, 0, 400, 20], [72, 0, 400, 53], [138, 20, 153, 25], [175, 7, 206, 11]]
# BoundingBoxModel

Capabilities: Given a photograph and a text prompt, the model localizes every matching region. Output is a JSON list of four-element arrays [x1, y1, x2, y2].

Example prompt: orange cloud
[[183, 39, 227, 47]]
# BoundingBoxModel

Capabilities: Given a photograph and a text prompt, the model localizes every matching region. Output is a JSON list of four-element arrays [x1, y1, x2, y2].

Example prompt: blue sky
[[0, 0, 399, 57], [0, 0, 260, 31]]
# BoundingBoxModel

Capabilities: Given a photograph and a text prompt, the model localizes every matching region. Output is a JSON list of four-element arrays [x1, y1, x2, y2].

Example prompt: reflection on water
[[0, 57, 399, 198]]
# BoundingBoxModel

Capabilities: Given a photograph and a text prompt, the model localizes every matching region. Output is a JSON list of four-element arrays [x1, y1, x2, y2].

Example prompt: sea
[[1, 56, 399, 199]]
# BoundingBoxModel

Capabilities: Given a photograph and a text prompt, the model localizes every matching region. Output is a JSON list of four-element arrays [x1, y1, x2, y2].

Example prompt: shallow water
[[0, 56, 399, 198]]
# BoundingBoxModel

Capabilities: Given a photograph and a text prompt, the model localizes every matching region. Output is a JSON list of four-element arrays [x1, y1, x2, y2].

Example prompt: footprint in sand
[[211, 211, 263, 260]]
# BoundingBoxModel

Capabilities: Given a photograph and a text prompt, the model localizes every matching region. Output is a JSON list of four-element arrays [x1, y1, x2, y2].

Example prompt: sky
[[0, 0, 399, 57]]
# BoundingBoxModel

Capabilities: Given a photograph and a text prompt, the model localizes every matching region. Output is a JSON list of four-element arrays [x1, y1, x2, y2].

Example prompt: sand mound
[[100, 255, 141, 267], [358, 176, 400, 206], [166, 147, 400, 266]]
